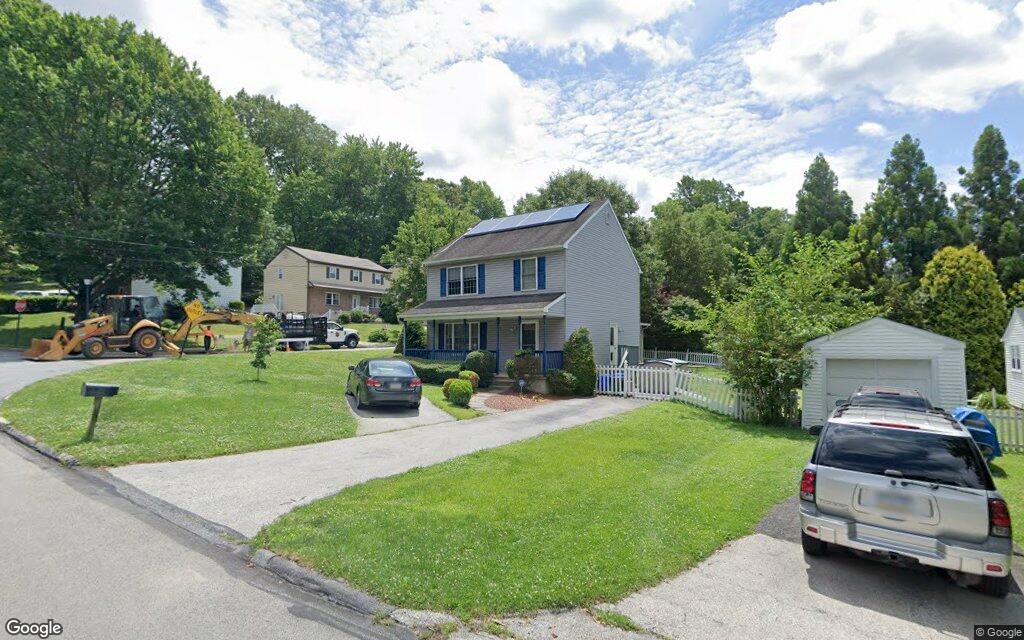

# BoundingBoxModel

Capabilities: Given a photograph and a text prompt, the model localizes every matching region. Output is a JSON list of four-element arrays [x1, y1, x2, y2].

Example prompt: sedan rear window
[[816, 424, 991, 490], [368, 361, 416, 377]]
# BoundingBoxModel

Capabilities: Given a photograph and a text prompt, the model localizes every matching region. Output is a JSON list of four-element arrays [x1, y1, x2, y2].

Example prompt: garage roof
[[805, 316, 965, 349]]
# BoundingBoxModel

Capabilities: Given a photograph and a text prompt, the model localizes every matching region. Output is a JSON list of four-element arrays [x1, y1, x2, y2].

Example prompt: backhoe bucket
[[23, 338, 65, 361]]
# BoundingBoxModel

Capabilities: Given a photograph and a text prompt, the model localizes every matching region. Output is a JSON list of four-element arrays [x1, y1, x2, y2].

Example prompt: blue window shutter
[[480, 322, 488, 349], [478, 264, 486, 294], [538, 256, 546, 290], [513, 259, 521, 292], [440, 269, 447, 297]]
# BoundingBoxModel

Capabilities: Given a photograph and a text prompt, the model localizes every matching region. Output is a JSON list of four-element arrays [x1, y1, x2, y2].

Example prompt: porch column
[[431, 319, 436, 357], [518, 316, 522, 351], [402, 319, 407, 355], [495, 317, 501, 374], [542, 315, 548, 373], [463, 318, 468, 355]]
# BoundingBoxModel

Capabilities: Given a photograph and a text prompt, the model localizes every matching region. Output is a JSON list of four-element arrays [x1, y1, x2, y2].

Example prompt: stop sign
[[14, 299, 27, 313]]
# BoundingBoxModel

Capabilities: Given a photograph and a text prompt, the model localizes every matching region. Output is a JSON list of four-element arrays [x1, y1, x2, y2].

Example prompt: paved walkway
[[112, 396, 644, 536]]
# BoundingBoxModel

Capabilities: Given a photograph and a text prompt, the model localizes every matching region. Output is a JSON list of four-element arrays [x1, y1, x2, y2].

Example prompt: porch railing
[[403, 348, 564, 373]]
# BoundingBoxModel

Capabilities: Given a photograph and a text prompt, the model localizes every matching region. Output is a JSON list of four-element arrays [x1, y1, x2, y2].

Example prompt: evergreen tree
[[792, 154, 854, 240], [955, 125, 1024, 288], [918, 245, 1007, 394], [861, 135, 963, 280]]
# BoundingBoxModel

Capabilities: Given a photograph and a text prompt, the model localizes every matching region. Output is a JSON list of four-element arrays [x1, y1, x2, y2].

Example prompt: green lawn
[[989, 454, 1024, 548], [0, 311, 73, 348], [254, 401, 813, 617], [422, 384, 486, 420], [1, 348, 390, 466]]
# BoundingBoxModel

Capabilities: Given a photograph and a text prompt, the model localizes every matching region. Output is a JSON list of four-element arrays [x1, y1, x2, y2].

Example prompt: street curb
[[0, 421, 397, 621], [0, 417, 79, 467]]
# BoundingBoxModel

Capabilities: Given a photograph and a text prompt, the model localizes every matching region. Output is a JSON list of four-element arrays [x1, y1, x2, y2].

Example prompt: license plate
[[388, 382, 402, 390], [860, 489, 931, 517]]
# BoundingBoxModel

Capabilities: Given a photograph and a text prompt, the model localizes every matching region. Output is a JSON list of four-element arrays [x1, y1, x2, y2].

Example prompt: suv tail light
[[800, 469, 816, 502], [989, 498, 1011, 538], [365, 378, 382, 388], [409, 377, 422, 388]]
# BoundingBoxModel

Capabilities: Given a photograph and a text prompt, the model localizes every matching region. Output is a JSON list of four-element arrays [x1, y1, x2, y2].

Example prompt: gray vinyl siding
[[1005, 313, 1024, 408], [564, 201, 641, 366], [425, 252, 565, 301], [802, 319, 968, 428]]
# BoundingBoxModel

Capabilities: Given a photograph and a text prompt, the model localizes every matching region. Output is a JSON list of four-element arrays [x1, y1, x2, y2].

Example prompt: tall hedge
[[0, 294, 74, 313], [918, 245, 1008, 394], [392, 322, 426, 353], [563, 327, 597, 396]]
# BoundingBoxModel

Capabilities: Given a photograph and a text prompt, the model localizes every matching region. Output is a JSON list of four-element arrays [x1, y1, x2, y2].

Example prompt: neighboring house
[[398, 200, 641, 373], [1005, 308, 1024, 408], [131, 265, 242, 308], [801, 317, 968, 428], [262, 246, 391, 316]]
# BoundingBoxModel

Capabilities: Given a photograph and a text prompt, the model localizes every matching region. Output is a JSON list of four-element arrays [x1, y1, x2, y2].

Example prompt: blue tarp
[[952, 406, 1002, 461]]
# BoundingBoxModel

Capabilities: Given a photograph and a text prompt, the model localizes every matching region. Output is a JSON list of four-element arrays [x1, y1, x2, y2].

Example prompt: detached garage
[[802, 317, 967, 428]]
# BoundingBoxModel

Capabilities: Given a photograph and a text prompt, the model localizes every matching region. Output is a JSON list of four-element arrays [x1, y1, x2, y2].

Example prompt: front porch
[[404, 346, 565, 374]]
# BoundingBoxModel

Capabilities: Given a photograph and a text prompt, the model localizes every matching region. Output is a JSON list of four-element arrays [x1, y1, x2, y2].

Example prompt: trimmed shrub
[[459, 370, 479, 390], [399, 357, 460, 385], [442, 377, 459, 400], [387, 327, 402, 342], [0, 294, 74, 314], [228, 300, 245, 312], [350, 309, 369, 323], [367, 328, 390, 342], [447, 379, 474, 407], [919, 245, 1007, 394], [506, 350, 541, 390], [462, 350, 495, 388], [972, 391, 1011, 410], [546, 369, 578, 396], [563, 327, 597, 396], [336, 312, 351, 324], [392, 322, 426, 353]]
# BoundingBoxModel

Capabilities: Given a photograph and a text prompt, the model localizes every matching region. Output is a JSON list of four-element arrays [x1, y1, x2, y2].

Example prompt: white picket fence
[[642, 349, 722, 367], [596, 364, 756, 421], [984, 410, 1024, 452]]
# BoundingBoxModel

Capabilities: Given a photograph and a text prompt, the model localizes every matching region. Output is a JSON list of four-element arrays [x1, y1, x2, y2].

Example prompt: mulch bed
[[482, 392, 567, 412]]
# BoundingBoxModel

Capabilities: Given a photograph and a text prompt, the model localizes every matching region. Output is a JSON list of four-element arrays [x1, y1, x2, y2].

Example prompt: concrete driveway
[[111, 396, 644, 536], [496, 498, 1024, 640], [348, 395, 454, 436], [0, 349, 140, 400]]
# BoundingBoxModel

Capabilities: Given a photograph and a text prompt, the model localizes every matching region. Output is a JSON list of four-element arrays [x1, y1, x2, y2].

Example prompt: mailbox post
[[81, 383, 119, 441]]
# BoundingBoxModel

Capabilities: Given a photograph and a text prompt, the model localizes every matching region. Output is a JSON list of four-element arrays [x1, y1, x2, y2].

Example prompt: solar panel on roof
[[462, 202, 590, 237]]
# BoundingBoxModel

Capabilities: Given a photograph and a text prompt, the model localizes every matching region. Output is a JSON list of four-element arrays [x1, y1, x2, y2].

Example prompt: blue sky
[[53, 0, 1024, 215]]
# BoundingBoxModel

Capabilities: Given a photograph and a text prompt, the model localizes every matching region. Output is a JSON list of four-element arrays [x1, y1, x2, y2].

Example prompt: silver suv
[[800, 406, 1013, 597]]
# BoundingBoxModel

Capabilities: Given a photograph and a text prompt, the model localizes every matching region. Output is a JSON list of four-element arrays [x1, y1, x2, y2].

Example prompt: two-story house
[[263, 246, 390, 316], [399, 200, 641, 373]]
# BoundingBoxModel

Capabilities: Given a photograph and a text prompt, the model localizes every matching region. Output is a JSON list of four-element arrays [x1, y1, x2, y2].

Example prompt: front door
[[609, 324, 619, 364]]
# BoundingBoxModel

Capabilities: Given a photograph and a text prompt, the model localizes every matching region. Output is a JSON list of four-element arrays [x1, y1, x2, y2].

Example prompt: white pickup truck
[[326, 322, 360, 349]]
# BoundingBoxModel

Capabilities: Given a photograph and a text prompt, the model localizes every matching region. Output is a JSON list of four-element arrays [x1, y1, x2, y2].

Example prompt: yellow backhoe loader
[[165, 308, 262, 345], [23, 295, 181, 361]]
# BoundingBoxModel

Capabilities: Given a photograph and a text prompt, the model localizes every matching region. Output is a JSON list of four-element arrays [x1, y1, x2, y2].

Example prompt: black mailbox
[[82, 383, 119, 398]]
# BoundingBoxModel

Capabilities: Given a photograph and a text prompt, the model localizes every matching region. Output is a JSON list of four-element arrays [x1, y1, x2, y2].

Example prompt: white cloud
[[856, 121, 888, 137], [620, 29, 693, 66], [746, 0, 1024, 112]]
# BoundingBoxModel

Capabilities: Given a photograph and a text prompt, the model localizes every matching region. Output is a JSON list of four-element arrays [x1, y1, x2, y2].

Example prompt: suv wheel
[[801, 531, 828, 557], [976, 574, 1010, 598]]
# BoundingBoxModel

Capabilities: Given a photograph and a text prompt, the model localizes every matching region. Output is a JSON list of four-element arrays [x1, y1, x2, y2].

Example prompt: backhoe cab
[[22, 295, 180, 361]]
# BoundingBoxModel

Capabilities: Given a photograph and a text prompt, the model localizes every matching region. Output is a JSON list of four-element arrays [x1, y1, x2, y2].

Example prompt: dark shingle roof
[[423, 200, 608, 266], [402, 292, 564, 318], [286, 246, 390, 273]]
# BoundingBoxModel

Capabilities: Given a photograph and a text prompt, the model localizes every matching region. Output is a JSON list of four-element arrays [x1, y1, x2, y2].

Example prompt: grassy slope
[[255, 401, 813, 617], [421, 384, 486, 420], [989, 455, 1024, 547], [1, 349, 390, 466], [0, 312, 73, 348]]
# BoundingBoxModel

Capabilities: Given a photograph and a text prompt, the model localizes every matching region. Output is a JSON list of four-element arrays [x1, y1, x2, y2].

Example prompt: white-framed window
[[273, 293, 284, 309], [1012, 345, 1022, 372], [372, 272, 384, 285], [520, 321, 538, 351], [520, 257, 537, 291], [350, 269, 362, 282], [277, 267, 283, 280], [326, 266, 340, 279], [441, 322, 480, 350], [368, 296, 381, 309], [352, 294, 361, 308], [325, 292, 339, 306], [446, 264, 478, 296]]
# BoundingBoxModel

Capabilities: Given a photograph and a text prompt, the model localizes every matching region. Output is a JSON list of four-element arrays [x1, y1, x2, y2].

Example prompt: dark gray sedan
[[346, 359, 422, 409]]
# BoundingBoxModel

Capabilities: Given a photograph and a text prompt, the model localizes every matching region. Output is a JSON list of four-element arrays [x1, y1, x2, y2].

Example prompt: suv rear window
[[816, 424, 991, 490], [847, 394, 930, 411]]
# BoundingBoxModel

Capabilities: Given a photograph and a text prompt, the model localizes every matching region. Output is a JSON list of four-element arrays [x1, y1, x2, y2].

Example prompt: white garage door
[[825, 359, 933, 412]]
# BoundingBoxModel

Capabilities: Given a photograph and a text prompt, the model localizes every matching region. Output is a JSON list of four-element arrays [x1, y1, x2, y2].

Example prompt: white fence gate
[[984, 410, 1024, 452], [596, 365, 756, 421], [642, 350, 722, 367]]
